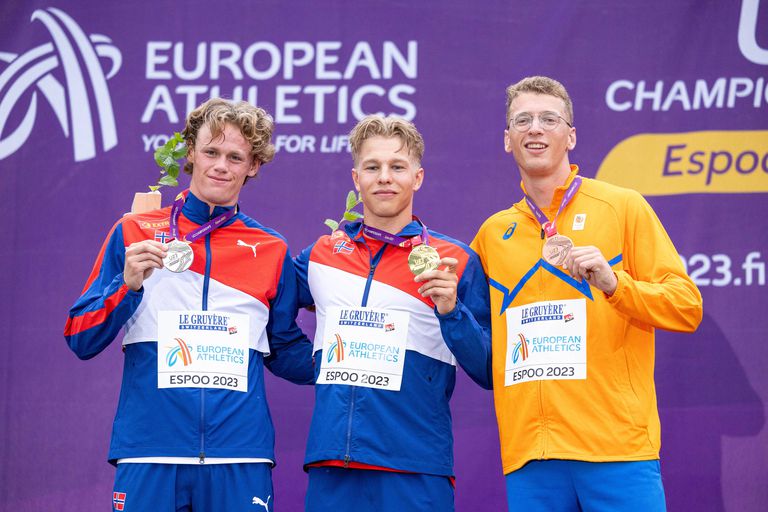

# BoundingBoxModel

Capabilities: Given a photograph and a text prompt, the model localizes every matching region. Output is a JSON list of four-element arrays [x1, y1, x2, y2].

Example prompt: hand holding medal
[[414, 256, 460, 315], [124, 240, 168, 291], [563, 246, 618, 296]]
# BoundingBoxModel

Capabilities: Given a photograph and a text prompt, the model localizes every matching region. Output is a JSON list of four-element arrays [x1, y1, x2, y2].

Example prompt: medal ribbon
[[169, 196, 237, 243], [524, 176, 582, 237], [362, 216, 430, 248]]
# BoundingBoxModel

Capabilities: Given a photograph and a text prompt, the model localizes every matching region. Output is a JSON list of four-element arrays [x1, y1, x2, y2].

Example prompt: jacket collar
[[517, 164, 581, 216], [344, 219, 425, 241], [179, 189, 239, 226]]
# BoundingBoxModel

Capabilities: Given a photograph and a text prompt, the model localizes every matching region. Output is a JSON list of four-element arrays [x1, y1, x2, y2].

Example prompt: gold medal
[[163, 240, 194, 273], [542, 234, 573, 266], [408, 244, 440, 275]]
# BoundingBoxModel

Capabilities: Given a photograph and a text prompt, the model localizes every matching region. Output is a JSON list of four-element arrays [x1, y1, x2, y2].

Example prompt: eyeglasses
[[509, 112, 573, 132]]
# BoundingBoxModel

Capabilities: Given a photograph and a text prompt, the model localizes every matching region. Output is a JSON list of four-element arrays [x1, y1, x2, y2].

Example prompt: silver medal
[[163, 240, 194, 273]]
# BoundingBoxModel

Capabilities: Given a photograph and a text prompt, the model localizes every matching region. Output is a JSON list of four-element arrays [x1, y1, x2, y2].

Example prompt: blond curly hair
[[182, 98, 276, 176]]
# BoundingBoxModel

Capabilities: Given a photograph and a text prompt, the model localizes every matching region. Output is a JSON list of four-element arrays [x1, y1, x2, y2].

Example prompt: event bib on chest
[[157, 311, 249, 392], [317, 306, 410, 391], [504, 299, 586, 386]]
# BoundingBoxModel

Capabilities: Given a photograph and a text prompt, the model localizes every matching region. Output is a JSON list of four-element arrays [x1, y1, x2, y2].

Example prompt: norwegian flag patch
[[154, 230, 170, 243], [113, 491, 126, 510], [333, 240, 354, 254]]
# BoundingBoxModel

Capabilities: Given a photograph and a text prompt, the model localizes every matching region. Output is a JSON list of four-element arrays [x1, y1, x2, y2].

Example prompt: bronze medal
[[542, 234, 573, 266], [163, 240, 194, 273], [408, 244, 440, 276]]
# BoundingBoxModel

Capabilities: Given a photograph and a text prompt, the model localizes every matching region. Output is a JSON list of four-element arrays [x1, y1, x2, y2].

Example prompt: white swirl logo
[[0, 7, 121, 161], [739, 0, 768, 65]]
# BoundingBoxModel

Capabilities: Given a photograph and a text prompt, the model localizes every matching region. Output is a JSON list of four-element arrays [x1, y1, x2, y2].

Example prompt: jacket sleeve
[[606, 191, 703, 332], [264, 247, 315, 384], [292, 242, 315, 308], [436, 248, 493, 389], [64, 220, 143, 360]]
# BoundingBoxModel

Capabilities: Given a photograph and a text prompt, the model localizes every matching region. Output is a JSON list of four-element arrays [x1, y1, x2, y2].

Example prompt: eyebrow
[[360, 156, 410, 165], [514, 110, 559, 116]]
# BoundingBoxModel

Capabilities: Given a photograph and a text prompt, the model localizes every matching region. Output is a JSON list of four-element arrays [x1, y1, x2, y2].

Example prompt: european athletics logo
[[512, 333, 529, 364], [327, 334, 346, 363], [0, 7, 121, 162], [166, 338, 193, 367]]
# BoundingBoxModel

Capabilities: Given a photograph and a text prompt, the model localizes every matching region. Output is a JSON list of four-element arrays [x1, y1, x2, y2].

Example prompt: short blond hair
[[182, 98, 275, 175], [505, 76, 573, 126], [349, 115, 425, 165]]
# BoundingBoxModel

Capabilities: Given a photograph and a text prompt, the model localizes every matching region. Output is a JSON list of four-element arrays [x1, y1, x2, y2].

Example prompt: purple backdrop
[[1, 1, 766, 510]]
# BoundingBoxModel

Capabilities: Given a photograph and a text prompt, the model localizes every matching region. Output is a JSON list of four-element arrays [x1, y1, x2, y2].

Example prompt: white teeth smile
[[526, 143, 547, 149]]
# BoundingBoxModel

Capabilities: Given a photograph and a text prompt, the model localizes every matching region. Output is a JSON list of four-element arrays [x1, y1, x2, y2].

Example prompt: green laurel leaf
[[345, 190, 358, 211], [324, 219, 339, 231], [343, 210, 363, 221], [158, 175, 178, 187]]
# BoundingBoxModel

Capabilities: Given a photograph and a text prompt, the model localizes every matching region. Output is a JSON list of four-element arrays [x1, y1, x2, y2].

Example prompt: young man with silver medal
[[65, 98, 313, 511]]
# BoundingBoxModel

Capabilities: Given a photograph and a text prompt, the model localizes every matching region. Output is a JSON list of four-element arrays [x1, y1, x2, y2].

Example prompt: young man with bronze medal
[[471, 76, 703, 512]]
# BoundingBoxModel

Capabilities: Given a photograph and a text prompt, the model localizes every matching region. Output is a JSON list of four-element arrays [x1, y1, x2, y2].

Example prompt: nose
[[377, 166, 394, 183], [212, 154, 228, 172], [528, 116, 545, 134]]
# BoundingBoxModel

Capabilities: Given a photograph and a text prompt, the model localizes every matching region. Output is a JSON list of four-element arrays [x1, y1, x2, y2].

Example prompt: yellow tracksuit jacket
[[471, 166, 703, 474]]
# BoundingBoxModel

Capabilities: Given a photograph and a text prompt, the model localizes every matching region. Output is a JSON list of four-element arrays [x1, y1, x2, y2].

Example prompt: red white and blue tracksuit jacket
[[65, 191, 313, 464], [294, 220, 492, 476]]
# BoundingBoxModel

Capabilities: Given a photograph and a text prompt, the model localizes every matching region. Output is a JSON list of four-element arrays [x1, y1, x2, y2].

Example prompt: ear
[[567, 127, 576, 151], [186, 145, 196, 165], [248, 159, 260, 179], [351, 168, 361, 193], [413, 167, 424, 191], [504, 129, 513, 153]]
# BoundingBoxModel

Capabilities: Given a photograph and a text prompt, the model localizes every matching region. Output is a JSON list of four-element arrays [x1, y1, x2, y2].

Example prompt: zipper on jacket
[[361, 244, 386, 307], [199, 232, 213, 464], [344, 241, 386, 463]]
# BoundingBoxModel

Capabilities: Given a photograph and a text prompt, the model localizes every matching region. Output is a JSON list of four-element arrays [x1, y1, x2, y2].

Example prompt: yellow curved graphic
[[595, 130, 768, 195]]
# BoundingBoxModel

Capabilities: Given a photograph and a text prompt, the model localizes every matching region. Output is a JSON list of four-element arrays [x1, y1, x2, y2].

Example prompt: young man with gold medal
[[294, 115, 492, 512]]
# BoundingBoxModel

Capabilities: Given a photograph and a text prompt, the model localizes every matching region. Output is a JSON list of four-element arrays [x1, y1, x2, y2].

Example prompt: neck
[[363, 210, 413, 235], [521, 166, 571, 209]]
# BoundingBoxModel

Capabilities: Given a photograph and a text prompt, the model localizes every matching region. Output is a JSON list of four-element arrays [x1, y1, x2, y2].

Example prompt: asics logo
[[0, 7, 121, 162]]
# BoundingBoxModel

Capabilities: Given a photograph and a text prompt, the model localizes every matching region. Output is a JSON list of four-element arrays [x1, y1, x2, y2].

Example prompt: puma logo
[[237, 240, 260, 257], [252, 495, 271, 511]]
